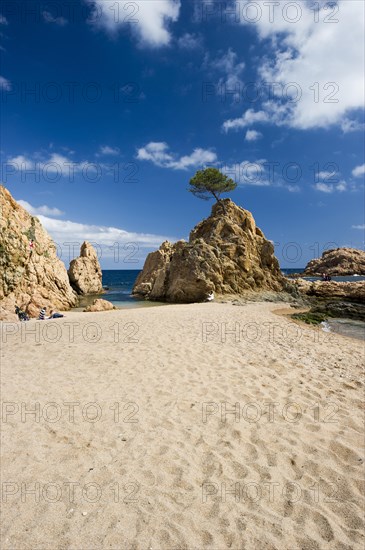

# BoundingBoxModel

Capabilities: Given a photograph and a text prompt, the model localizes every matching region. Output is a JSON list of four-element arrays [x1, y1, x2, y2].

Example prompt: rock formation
[[68, 241, 103, 295], [293, 279, 365, 321], [0, 185, 78, 320], [133, 199, 285, 303], [293, 279, 365, 302], [304, 248, 365, 276], [84, 298, 115, 312]]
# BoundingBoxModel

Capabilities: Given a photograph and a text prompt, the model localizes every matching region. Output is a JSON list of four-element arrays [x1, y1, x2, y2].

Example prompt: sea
[[77, 269, 365, 340], [93, 270, 167, 309], [282, 268, 365, 283]]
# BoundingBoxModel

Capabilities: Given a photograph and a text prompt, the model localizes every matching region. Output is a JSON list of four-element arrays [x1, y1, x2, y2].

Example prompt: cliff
[[133, 199, 285, 303], [0, 185, 78, 320]]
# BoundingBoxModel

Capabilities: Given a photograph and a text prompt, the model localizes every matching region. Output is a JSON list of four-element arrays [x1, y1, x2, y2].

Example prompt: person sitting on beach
[[15, 306, 29, 322], [48, 309, 64, 319], [38, 307, 47, 320]]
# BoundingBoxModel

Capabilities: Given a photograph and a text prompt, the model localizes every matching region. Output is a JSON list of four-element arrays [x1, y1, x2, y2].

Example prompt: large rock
[[293, 279, 365, 302], [133, 199, 285, 303], [0, 185, 78, 319], [84, 299, 115, 312], [68, 241, 103, 295], [293, 279, 365, 321], [304, 248, 365, 276]]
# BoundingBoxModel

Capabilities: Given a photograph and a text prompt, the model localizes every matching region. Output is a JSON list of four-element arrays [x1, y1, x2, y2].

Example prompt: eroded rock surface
[[293, 279, 365, 302], [133, 199, 285, 303], [304, 248, 365, 276], [0, 185, 78, 319], [68, 241, 103, 295], [84, 298, 115, 312]]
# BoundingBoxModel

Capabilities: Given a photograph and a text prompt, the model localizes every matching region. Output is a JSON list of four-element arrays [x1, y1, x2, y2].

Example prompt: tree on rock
[[189, 168, 237, 214]]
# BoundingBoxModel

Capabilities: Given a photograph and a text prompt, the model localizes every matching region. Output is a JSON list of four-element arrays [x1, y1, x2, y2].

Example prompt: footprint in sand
[[330, 440, 362, 464], [311, 511, 334, 542]]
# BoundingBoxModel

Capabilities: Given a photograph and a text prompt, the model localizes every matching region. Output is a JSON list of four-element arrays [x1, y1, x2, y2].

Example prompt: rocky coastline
[[1, 185, 364, 325], [289, 279, 365, 323], [304, 247, 365, 276], [0, 186, 109, 320]]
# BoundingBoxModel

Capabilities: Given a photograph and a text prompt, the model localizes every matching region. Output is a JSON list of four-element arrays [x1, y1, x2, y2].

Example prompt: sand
[[1, 302, 364, 549]]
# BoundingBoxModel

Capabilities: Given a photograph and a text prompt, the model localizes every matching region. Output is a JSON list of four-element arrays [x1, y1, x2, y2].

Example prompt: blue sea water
[[102, 270, 140, 301], [101, 269, 153, 308], [281, 268, 365, 282]]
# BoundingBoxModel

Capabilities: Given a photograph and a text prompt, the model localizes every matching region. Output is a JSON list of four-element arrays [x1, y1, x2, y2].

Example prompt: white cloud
[[352, 224, 365, 230], [221, 159, 301, 191], [223, 109, 269, 132], [0, 76, 11, 91], [99, 145, 120, 156], [204, 48, 245, 101], [170, 149, 217, 170], [86, 0, 181, 47], [336, 181, 347, 192], [42, 11, 68, 26], [234, 0, 365, 131], [317, 171, 334, 181], [7, 155, 35, 170], [16, 200, 174, 266], [245, 129, 262, 142], [38, 215, 170, 249], [220, 159, 343, 192], [136, 142, 217, 170], [7, 153, 90, 178], [17, 200, 64, 217], [37, 214, 172, 266], [136, 142, 174, 166], [222, 159, 270, 187], [177, 32, 202, 50], [313, 183, 333, 193], [352, 164, 365, 178], [341, 118, 365, 134], [0, 14, 8, 25], [314, 181, 347, 193], [287, 185, 300, 193]]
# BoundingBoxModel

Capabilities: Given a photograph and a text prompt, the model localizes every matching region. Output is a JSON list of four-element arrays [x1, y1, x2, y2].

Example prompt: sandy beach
[[1, 302, 364, 549]]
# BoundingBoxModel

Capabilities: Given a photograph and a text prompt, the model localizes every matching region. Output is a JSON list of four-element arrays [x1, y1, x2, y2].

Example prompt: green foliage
[[24, 217, 36, 241], [24, 228, 36, 241], [292, 311, 332, 325], [189, 168, 237, 203]]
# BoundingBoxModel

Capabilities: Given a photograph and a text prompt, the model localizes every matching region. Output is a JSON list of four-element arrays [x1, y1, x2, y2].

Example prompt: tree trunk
[[212, 193, 226, 215]]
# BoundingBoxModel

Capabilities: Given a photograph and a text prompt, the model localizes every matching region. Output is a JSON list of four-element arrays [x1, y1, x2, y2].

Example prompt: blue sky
[[1, 0, 364, 269]]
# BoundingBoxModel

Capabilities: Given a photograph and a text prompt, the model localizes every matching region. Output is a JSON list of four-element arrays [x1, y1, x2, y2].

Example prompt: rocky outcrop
[[84, 298, 115, 312], [293, 279, 365, 321], [68, 241, 103, 295], [293, 279, 365, 302], [133, 199, 285, 303], [304, 248, 365, 276], [0, 185, 78, 319]]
